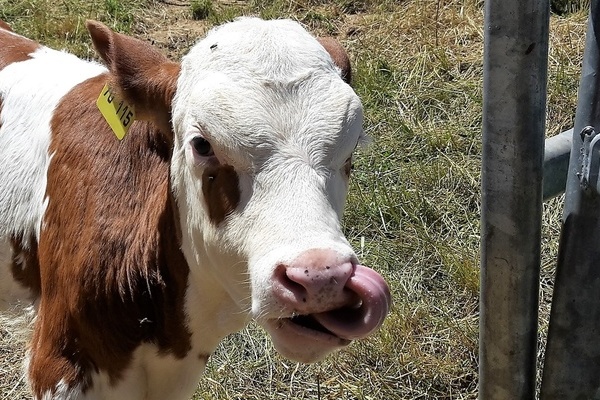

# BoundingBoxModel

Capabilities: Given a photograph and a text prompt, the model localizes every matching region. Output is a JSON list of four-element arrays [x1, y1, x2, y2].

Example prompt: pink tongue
[[313, 265, 391, 340]]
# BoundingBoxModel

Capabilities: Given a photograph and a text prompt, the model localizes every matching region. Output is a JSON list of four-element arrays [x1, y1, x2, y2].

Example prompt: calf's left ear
[[317, 37, 352, 85], [86, 20, 180, 137]]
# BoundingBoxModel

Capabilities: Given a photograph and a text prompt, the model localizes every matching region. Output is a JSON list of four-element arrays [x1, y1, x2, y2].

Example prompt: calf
[[0, 17, 391, 399]]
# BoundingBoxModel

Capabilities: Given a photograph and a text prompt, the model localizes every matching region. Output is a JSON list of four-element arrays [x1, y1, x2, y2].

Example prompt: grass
[[0, 0, 146, 57], [191, 0, 214, 20], [0, 0, 588, 398]]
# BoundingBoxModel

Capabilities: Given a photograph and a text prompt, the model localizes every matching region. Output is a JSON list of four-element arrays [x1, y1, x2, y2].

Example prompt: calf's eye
[[191, 136, 214, 157]]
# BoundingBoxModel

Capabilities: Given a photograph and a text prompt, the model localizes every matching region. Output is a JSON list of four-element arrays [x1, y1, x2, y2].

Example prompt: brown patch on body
[[202, 165, 241, 224], [27, 74, 191, 397], [317, 37, 352, 85], [0, 27, 39, 70]]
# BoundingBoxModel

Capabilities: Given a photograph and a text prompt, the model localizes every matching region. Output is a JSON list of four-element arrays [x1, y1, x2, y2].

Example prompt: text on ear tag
[[96, 84, 136, 140]]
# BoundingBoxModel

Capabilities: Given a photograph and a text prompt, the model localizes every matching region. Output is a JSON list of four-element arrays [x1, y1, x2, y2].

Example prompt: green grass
[[0, 0, 145, 57], [0, 0, 588, 398], [191, 0, 215, 21]]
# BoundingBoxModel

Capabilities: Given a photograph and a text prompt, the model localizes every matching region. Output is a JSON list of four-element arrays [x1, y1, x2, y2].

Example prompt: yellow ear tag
[[96, 84, 136, 140]]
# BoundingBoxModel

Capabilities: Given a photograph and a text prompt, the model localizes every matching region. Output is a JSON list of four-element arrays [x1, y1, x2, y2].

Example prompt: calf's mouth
[[275, 264, 391, 343]]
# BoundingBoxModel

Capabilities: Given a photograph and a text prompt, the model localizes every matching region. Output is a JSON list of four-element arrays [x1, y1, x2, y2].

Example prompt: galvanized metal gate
[[481, 0, 600, 398]]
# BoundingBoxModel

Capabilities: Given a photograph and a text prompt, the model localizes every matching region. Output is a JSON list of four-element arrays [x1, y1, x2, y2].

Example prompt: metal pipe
[[540, 1, 600, 397], [543, 129, 573, 201], [480, 0, 549, 398]]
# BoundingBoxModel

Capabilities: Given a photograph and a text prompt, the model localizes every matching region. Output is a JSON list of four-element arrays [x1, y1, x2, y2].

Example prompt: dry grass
[[0, 309, 34, 400], [0, 0, 590, 398]]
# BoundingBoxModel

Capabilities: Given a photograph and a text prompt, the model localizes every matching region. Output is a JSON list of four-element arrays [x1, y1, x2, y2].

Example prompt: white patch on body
[[41, 380, 82, 400], [55, 344, 210, 400], [0, 46, 105, 244]]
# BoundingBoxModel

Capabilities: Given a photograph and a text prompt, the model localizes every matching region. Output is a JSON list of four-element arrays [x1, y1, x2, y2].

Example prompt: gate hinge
[[579, 126, 600, 193]]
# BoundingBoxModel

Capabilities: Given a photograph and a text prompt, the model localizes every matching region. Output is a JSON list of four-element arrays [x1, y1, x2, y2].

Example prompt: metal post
[[540, 1, 600, 397], [480, 0, 549, 398]]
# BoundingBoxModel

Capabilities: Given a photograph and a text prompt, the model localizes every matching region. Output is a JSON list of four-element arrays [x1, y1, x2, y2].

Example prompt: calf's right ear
[[86, 20, 180, 137]]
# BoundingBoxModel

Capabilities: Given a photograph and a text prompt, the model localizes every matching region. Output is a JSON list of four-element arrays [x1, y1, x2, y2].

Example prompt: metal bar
[[480, 0, 549, 398], [540, 1, 600, 397], [543, 129, 573, 201]]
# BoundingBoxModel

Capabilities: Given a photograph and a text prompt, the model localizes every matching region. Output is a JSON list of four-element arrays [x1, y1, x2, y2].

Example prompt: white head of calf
[[165, 18, 391, 362]]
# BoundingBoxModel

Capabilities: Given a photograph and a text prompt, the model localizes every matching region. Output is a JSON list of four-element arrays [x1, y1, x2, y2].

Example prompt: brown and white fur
[[0, 17, 391, 399]]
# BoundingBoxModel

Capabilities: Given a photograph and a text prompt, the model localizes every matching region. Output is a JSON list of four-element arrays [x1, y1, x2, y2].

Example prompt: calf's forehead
[[180, 18, 337, 83]]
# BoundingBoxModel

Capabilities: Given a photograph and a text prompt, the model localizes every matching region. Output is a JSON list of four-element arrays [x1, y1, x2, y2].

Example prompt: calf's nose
[[273, 249, 360, 312]]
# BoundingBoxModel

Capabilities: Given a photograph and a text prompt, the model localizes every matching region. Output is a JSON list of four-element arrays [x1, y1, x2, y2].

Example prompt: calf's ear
[[317, 37, 352, 85], [86, 20, 180, 137]]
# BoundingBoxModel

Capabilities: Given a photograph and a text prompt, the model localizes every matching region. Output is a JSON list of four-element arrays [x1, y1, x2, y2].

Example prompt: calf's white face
[[170, 18, 390, 362]]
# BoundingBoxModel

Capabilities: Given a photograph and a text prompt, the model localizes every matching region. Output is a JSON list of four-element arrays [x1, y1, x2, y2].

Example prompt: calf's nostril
[[274, 263, 308, 302]]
